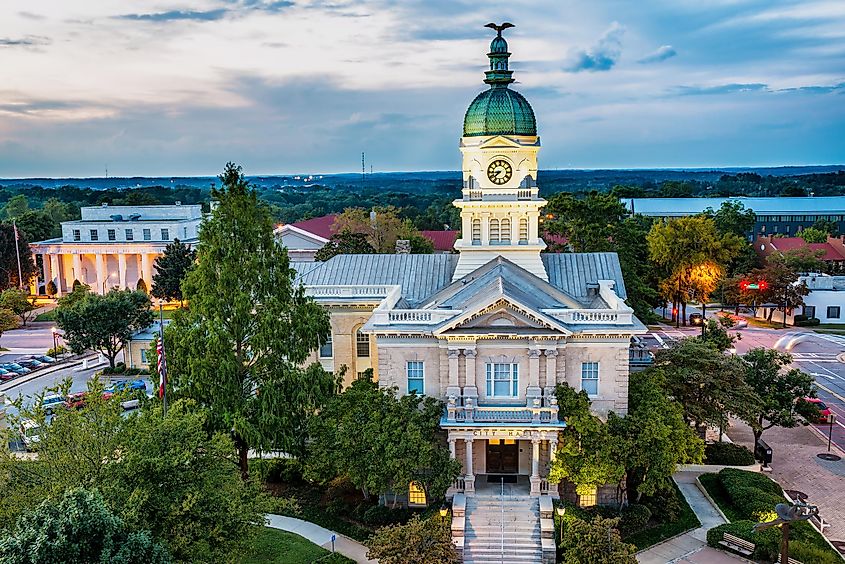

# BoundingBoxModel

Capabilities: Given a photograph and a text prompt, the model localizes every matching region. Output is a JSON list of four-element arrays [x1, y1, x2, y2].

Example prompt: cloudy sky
[[1, 0, 844, 177]]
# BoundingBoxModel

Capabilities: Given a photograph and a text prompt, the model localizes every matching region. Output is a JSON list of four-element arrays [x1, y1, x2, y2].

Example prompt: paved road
[[646, 320, 845, 452], [0, 322, 62, 363]]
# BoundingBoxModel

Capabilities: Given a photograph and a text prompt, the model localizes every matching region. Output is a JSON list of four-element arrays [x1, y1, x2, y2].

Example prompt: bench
[[719, 533, 754, 557]]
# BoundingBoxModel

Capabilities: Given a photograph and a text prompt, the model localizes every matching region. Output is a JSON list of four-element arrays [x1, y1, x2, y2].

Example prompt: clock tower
[[452, 23, 548, 281]]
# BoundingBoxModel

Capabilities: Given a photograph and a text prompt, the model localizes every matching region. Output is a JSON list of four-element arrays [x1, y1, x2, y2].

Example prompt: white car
[[19, 419, 42, 451], [41, 394, 67, 414]]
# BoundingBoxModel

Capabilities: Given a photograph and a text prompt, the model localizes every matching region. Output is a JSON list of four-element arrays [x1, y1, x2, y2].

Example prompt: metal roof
[[622, 196, 845, 216], [296, 254, 459, 307], [542, 253, 628, 299]]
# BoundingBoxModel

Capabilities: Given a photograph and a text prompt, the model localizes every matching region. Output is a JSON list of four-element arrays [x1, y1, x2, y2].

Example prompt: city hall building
[[297, 27, 645, 506]]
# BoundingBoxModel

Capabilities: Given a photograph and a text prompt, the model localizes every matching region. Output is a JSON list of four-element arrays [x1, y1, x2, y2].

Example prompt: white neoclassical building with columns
[[30, 203, 201, 296], [296, 26, 646, 508]]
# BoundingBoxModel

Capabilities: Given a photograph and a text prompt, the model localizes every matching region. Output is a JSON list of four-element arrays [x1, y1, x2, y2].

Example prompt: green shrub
[[250, 458, 304, 484], [789, 541, 842, 564], [264, 496, 301, 516], [103, 362, 127, 375], [795, 317, 820, 327], [706, 520, 779, 561], [361, 504, 413, 526], [704, 442, 755, 466], [618, 504, 651, 537], [719, 468, 782, 497], [46, 345, 67, 358]]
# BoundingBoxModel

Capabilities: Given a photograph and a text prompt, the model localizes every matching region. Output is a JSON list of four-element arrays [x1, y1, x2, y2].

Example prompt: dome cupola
[[462, 22, 537, 137]]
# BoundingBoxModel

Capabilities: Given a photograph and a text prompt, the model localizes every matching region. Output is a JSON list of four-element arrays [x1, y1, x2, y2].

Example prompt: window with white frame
[[489, 218, 500, 243], [500, 218, 511, 243], [73, 229, 81, 241], [90, 229, 99, 241], [827, 306, 841, 319], [125, 228, 134, 241], [319, 334, 333, 358], [519, 218, 528, 243], [407, 360, 424, 394], [581, 362, 599, 396], [107, 229, 116, 241], [472, 218, 481, 244], [161, 228, 170, 240], [143, 228, 151, 241], [486, 363, 518, 397], [140, 349, 148, 363]]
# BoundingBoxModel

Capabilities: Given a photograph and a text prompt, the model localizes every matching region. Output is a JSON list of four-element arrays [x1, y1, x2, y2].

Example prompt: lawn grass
[[814, 325, 845, 335], [625, 480, 701, 550], [745, 317, 786, 329], [242, 528, 355, 564], [34, 310, 57, 322], [699, 471, 841, 561]]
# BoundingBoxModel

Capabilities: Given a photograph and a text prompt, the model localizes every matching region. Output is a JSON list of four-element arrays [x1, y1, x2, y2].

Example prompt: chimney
[[369, 210, 377, 228], [175, 201, 181, 206]]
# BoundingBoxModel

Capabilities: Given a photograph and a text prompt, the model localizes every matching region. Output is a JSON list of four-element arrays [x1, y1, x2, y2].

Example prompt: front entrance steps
[[463, 495, 544, 564]]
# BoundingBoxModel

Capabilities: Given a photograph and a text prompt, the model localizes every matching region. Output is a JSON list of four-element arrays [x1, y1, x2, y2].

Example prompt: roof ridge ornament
[[484, 22, 514, 38]]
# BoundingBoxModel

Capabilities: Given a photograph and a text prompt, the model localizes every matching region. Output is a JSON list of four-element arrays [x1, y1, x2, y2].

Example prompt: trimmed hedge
[[789, 540, 843, 564], [795, 317, 821, 327], [704, 442, 755, 466], [718, 469, 783, 522]]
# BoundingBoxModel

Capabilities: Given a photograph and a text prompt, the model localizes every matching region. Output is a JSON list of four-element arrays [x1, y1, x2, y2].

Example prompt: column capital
[[464, 348, 477, 359], [528, 349, 541, 359], [448, 348, 461, 359], [544, 349, 559, 358]]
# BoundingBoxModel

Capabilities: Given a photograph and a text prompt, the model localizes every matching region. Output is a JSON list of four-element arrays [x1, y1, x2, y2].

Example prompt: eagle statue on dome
[[484, 22, 514, 37]]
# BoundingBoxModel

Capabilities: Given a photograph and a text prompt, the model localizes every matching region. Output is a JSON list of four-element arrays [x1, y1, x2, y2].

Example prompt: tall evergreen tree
[[151, 239, 196, 303], [168, 163, 336, 479]]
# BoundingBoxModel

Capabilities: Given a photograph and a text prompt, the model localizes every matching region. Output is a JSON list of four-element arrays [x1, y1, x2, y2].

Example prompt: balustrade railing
[[369, 308, 459, 325], [445, 399, 560, 424], [543, 308, 633, 325]]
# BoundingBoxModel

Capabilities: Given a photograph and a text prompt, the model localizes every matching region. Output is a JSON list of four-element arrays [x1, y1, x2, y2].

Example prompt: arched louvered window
[[472, 218, 481, 244], [501, 218, 511, 244], [519, 218, 529, 244], [489, 218, 500, 243]]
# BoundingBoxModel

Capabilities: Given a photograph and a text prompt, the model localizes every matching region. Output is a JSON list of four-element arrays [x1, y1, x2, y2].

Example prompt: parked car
[[41, 394, 67, 414], [800, 397, 833, 424], [17, 358, 45, 369], [19, 419, 42, 451], [1, 363, 31, 375], [107, 379, 147, 393], [689, 313, 704, 326], [66, 390, 115, 409], [33, 355, 56, 363], [0, 367, 14, 381]]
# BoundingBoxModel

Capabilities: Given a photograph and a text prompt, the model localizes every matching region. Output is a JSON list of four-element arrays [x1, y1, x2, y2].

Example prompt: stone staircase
[[462, 495, 543, 564]]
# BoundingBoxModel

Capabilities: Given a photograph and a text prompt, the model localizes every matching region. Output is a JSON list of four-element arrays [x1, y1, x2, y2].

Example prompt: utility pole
[[361, 152, 365, 185]]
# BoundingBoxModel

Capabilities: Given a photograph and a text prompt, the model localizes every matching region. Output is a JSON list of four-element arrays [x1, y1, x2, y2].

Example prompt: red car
[[801, 397, 833, 424], [66, 391, 114, 410]]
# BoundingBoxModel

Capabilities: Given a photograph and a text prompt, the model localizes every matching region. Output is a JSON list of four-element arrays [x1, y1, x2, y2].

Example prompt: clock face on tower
[[486, 159, 513, 185]]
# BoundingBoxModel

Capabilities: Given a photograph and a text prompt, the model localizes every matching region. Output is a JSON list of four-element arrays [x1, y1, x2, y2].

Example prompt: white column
[[463, 348, 477, 400], [447, 348, 461, 399], [141, 253, 153, 289], [510, 212, 520, 245], [528, 347, 542, 402], [530, 437, 541, 496], [95, 253, 106, 294], [465, 438, 473, 476], [43, 254, 53, 289], [544, 349, 558, 391], [72, 254, 83, 284], [461, 213, 472, 245], [481, 212, 490, 245], [49, 254, 62, 296], [528, 212, 539, 243], [449, 438, 456, 459], [118, 253, 127, 290]]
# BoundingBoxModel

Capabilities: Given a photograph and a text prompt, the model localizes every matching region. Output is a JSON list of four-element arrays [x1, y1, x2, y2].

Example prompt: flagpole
[[12, 220, 23, 290], [159, 301, 167, 417]]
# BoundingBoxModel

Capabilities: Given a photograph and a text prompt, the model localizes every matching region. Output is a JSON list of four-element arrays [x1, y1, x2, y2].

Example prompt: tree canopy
[[314, 231, 376, 261], [561, 516, 637, 564], [331, 206, 432, 254], [741, 348, 815, 444], [56, 288, 153, 368], [0, 223, 37, 291], [0, 488, 171, 564], [0, 288, 37, 326], [151, 239, 196, 303], [168, 162, 336, 479], [366, 515, 458, 564]]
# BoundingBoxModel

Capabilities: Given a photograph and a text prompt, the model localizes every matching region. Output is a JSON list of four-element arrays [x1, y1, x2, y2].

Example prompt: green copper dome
[[463, 22, 536, 137], [463, 88, 536, 137]]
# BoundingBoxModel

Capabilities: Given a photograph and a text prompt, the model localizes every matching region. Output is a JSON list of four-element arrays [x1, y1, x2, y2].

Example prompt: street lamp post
[[828, 413, 836, 453], [51, 327, 58, 357]]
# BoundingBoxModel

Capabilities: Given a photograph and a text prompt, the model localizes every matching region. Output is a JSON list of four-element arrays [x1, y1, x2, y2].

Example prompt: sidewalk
[[265, 514, 376, 564], [638, 471, 750, 564], [726, 419, 845, 542]]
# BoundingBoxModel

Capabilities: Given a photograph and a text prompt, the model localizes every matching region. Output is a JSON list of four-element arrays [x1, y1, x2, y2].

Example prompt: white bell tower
[[452, 24, 547, 281]]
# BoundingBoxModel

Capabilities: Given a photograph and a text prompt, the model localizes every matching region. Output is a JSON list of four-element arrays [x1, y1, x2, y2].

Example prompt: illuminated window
[[519, 218, 528, 243], [501, 218, 511, 243], [407, 361, 424, 394], [472, 218, 481, 244], [356, 328, 370, 357], [486, 363, 518, 397], [408, 482, 427, 505], [581, 362, 599, 396], [319, 334, 333, 358], [579, 487, 597, 508]]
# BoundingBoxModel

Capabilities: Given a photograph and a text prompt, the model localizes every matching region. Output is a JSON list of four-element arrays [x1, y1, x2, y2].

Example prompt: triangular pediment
[[479, 135, 523, 149], [433, 296, 571, 336]]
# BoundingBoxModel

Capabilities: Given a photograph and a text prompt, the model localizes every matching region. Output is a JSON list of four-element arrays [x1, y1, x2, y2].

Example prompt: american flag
[[156, 332, 167, 399]]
